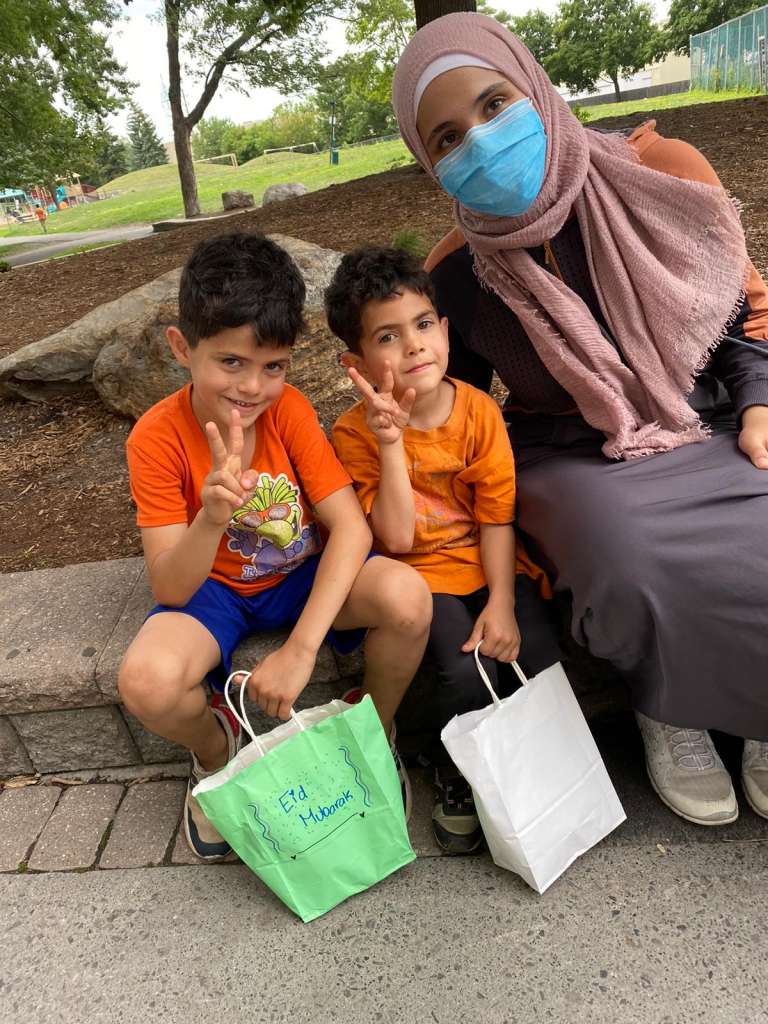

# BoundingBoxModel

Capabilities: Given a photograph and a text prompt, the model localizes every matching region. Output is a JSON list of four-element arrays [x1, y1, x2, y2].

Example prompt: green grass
[[583, 87, 760, 123], [0, 140, 411, 239]]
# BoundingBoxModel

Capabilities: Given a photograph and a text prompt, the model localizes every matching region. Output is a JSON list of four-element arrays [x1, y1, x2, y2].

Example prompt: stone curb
[[0, 558, 361, 777]]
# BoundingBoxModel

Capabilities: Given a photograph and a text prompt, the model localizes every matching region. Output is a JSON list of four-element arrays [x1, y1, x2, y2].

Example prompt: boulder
[[221, 189, 255, 211], [261, 182, 308, 206], [0, 268, 182, 402], [0, 233, 344, 416]]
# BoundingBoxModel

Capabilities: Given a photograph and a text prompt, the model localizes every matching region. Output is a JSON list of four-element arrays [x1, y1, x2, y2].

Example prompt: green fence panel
[[691, 5, 768, 93]]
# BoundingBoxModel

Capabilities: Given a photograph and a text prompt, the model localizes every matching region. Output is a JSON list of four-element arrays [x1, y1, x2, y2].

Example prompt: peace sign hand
[[200, 408, 256, 527], [348, 362, 416, 446]]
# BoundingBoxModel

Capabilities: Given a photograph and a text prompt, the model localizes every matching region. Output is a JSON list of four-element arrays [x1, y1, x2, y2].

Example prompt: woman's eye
[[486, 95, 508, 116], [437, 130, 459, 152]]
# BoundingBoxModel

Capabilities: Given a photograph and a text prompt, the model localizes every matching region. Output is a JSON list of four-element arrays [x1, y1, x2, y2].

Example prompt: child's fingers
[[348, 366, 377, 403], [398, 387, 417, 418], [205, 483, 246, 511], [461, 618, 486, 653], [380, 362, 395, 396], [205, 421, 229, 469], [227, 407, 244, 460]]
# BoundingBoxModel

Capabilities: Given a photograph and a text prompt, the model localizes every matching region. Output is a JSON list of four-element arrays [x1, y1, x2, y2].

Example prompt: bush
[[391, 229, 429, 261], [0, 260, 10, 273], [571, 104, 592, 124]]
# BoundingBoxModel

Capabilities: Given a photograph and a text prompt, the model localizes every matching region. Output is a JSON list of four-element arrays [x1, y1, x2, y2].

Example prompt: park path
[[2, 224, 153, 267]]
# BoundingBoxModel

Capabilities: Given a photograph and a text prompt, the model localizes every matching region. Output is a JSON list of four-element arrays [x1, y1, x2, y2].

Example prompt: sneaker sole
[[645, 759, 739, 827], [742, 779, 768, 821], [431, 820, 485, 855]]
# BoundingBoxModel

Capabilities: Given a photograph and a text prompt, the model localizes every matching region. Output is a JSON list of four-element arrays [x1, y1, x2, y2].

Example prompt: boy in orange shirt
[[327, 247, 561, 854], [120, 233, 431, 861]]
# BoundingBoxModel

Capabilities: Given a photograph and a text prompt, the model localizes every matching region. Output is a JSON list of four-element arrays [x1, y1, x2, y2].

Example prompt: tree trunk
[[610, 73, 622, 103], [165, 0, 200, 218], [173, 121, 200, 218], [414, 0, 477, 31]]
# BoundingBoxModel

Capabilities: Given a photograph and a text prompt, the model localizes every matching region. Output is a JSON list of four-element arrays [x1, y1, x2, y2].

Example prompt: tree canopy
[[546, 0, 666, 101], [127, 104, 169, 170], [665, 0, 759, 54], [0, 0, 129, 187]]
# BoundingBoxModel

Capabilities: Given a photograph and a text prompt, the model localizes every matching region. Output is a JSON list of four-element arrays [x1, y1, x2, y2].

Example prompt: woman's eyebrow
[[426, 81, 511, 144]]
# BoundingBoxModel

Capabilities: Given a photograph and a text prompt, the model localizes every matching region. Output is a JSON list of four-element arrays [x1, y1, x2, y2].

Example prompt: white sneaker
[[635, 711, 738, 826], [742, 739, 768, 820]]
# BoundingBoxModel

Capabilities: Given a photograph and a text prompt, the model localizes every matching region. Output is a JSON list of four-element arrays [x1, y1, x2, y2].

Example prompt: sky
[[107, 0, 672, 142]]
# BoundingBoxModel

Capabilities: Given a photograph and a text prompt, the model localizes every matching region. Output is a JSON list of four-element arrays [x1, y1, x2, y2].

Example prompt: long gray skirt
[[514, 422, 768, 740]]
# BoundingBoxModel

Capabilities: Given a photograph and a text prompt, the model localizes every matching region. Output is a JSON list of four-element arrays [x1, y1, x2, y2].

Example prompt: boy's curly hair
[[324, 246, 436, 354], [178, 232, 306, 347]]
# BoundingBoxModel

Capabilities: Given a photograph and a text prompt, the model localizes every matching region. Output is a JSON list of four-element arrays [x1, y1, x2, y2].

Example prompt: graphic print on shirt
[[411, 462, 477, 554], [226, 472, 320, 582]]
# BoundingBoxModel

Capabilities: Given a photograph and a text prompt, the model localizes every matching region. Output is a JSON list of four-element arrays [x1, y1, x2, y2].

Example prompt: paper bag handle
[[223, 671, 305, 746], [473, 642, 529, 709]]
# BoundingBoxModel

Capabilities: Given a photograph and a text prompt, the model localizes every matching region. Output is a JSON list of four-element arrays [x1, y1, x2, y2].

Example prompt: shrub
[[0, 260, 10, 273], [571, 104, 592, 124], [391, 229, 429, 261]]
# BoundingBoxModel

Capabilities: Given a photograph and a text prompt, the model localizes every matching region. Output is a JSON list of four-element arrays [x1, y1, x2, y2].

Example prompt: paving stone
[[0, 785, 59, 871], [12, 706, 140, 773], [28, 784, 123, 872], [0, 558, 143, 713], [0, 716, 32, 777], [99, 780, 185, 869], [122, 709, 186, 764]]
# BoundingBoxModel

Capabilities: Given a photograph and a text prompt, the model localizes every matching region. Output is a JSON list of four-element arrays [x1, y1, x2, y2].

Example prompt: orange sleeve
[[331, 404, 379, 516], [458, 388, 516, 524], [126, 432, 190, 528], [275, 387, 351, 508]]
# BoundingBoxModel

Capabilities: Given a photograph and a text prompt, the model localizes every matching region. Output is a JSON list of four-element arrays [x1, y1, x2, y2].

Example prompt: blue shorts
[[146, 553, 366, 691]]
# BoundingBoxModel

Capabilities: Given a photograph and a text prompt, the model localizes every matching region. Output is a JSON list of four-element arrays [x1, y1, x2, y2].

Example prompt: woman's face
[[416, 66, 527, 168]]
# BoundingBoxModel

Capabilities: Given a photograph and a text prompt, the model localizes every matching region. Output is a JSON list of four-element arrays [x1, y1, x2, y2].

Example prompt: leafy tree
[[90, 131, 132, 186], [665, 0, 758, 54], [546, 0, 666, 101], [507, 9, 558, 65], [162, 0, 334, 218], [345, 0, 415, 103], [311, 53, 398, 146], [0, 0, 129, 188], [192, 117, 238, 160], [127, 103, 169, 170]]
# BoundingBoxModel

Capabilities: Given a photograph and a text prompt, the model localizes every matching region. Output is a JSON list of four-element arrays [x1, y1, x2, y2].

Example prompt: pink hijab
[[392, 13, 749, 458]]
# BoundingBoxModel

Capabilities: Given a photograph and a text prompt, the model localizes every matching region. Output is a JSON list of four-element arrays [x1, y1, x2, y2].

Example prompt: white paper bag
[[440, 649, 626, 894]]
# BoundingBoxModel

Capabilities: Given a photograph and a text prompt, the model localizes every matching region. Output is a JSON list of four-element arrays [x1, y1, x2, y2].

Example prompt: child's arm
[[245, 485, 372, 720], [462, 523, 521, 663], [348, 363, 416, 552], [141, 409, 254, 606]]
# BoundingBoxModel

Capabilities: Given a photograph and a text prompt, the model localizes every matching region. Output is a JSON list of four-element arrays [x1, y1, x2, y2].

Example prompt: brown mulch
[[1, 96, 767, 574]]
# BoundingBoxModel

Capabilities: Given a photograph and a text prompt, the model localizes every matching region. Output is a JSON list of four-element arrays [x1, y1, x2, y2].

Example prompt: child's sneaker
[[432, 766, 484, 855], [184, 704, 241, 861], [341, 686, 411, 821]]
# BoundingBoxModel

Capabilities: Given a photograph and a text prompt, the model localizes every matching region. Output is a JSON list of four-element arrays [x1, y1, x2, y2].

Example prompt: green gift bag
[[193, 674, 415, 922]]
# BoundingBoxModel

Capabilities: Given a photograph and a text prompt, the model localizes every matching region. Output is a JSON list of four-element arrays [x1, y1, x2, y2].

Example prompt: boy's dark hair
[[178, 232, 306, 347], [324, 246, 436, 353]]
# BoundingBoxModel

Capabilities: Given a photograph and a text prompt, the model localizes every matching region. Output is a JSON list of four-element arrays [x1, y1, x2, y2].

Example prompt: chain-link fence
[[690, 5, 768, 92]]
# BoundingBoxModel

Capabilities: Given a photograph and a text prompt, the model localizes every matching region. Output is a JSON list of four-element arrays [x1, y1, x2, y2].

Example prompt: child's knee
[[118, 647, 192, 721], [377, 563, 432, 634]]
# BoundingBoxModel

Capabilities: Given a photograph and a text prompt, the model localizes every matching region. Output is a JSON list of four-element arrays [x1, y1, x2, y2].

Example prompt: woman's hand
[[738, 406, 768, 470]]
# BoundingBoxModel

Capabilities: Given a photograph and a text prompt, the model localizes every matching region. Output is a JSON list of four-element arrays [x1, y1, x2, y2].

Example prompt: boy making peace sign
[[120, 234, 431, 861]]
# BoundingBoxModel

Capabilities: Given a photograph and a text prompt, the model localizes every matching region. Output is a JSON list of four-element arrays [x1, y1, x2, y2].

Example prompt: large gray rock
[[0, 268, 182, 402], [221, 189, 255, 210], [0, 234, 342, 417], [261, 182, 308, 206]]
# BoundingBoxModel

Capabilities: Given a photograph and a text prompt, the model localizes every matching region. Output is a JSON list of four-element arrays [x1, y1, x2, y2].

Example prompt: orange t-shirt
[[126, 383, 351, 595], [333, 378, 547, 596]]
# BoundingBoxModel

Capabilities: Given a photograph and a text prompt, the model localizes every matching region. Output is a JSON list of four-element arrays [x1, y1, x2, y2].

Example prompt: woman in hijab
[[392, 12, 768, 826]]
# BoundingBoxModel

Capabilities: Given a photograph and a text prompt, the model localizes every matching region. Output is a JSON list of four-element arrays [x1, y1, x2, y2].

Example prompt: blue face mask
[[434, 98, 547, 217]]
